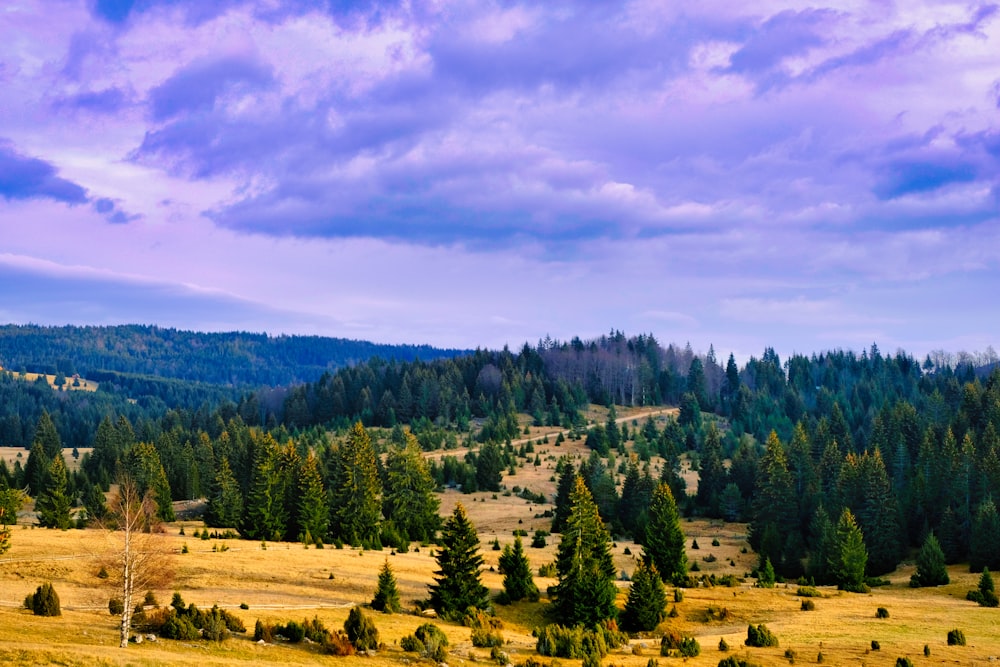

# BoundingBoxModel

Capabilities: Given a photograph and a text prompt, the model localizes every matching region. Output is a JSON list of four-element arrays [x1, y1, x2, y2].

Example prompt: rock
[[131, 634, 143, 644], [421, 608, 438, 618], [145, 634, 157, 642], [257, 639, 266, 645]]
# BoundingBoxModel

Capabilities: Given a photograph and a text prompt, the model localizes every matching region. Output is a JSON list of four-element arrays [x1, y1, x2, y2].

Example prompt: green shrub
[[109, 597, 124, 615], [876, 607, 889, 618], [144, 590, 159, 607], [538, 562, 557, 577], [201, 608, 229, 641], [796, 586, 821, 597], [895, 658, 914, 667], [947, 629, 966, 646], [746, 624, 778, 648], [472, 627, 505, 648], [800, 600, 815, 611], [27, 583, 61, 616], [344, 606, 380, 651], [718, 657, 762, 667], [719, 637, 729, 651], [871, 640, 880, 651], [924, 644, 931, 657], [783, 648, 796, 663], [161, 612, 200, 640], [678, 637, 700, 657], [402, 623, 448, 661], [535, 622, 625, 659]]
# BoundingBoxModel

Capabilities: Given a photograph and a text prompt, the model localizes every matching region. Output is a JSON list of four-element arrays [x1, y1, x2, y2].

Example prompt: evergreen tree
[[23, 439, 49, 498], [750, 431, 798, 573], [241, 436, 289, 541], [429, 503, 489, 619], [697, 423, 727, 515], [33, 411, 62, 460], [910, 533, 949, 587], [551, 477, 618, 626], [643, 482, 687, 585], [476, 442, 504, 492], [970, 497, 1000, 572], [296, 451, 328, 543], [328, 422, 382, 546], [384, 434, 441, 542], [830, 508, 868, 593], [81, 481, 108, 523], [498, 535, 538, 603], [205, 458, 243, 529], [621, 560, 666, 631], [372, 558, 401, 613], [840, 450, 902, 575], [806, 505, 835, 584], [122, 442, 175, 522], [552, 460, 577, 533], [36, 455, 71, 529]]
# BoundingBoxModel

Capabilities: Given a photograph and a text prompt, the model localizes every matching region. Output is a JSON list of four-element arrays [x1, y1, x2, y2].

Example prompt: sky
[[1, 0, 999, 362]]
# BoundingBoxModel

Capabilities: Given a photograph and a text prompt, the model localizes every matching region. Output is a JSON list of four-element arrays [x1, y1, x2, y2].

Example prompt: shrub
[[201, 608, 229, 641], [719, 638, 729, 651], [871, 640, 880, 651], [896, 658, 914, 667], [27, 583, 61, 616], [472, 627, 505, 648], [538, 562, 557, 577], [281, 620, 306, 642], [800, 600, 815, 611], [161, 612, 200, 640], [784, 648, 796, 663], [924, 644, 931, 656], [796, 586, 821, 597], [678, 637, 700, 657], [712, 538, 721, 547], [746, 624, 779, 648], [661, 630, 698, 657], [97, 566, 109, 579], [718, 657, 762, 667], [344, 606, 380, 651], [109, 597, 124, 615], [402, 623, 449, 661], [876, 607, 890, 618], [674, 589, 684, 602], [947, 629, 966, 646]]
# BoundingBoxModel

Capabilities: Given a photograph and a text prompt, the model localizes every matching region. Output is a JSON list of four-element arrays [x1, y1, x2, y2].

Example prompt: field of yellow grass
[[3, 510, 999, 667]]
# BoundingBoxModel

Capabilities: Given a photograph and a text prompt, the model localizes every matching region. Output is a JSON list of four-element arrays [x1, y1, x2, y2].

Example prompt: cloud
[[0, 142, 89, 204], [148, 54, 274, 122], [53, 87, 129, 114]]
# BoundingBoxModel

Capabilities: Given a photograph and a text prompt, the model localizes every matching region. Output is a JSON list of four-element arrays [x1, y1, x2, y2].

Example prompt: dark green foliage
[[35, 455, 71, 529], [643, 482, 687, 585], [296, 452, 327, 543], [109, 598, 124, 615], [830, 508, 868, 593], [970, 498, 1000, 573], [402, 623, 449, 661], [471, 627, 505, 648], [383, 434, 440, 543], [910, 532, 949, 587], [876, 607, 889, 618], [800, 599, 815, 611], [621, 561, 667, 632], [756, 557, 776, 588], [161, 612, 200, 640], [871, 640, 880, 650], [535, 621, 626, 659], [718, 658, 762, 667], [328, 422, 382, 546], [969, 568, 1000, 606], [344, 606, 380, 651], [677, 637, 700, 657], [947, 629, 966, 646], [746, 624, 779, 648], [896, 658, 914, 667], [429, 503, 489, 619], [27, 583, 61, 616], [476, 442, 505, 492], [551, 477, 618, 626], [372, 559, 401, 613], [498, 536, 539, 603]]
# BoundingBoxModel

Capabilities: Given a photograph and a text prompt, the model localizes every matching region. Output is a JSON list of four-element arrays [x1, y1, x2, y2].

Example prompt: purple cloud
[[149, 55, 274, 121], [0, 143, 88, 204]]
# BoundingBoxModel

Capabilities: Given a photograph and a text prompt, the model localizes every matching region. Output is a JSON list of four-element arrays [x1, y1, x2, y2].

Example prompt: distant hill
[[0, 324, 468, 387]]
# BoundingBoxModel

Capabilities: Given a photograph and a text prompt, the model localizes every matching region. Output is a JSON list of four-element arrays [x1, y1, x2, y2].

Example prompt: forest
[[3, 327, 1000, 589]]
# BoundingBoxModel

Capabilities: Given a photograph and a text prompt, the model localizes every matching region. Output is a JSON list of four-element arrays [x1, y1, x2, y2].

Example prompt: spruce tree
[[36, 455, 71, 529], [830, 508, 868, 593], [383, 434, 440, 542], [241, 436, 289, 541], [697, 423, 727, 514], [498, 535, 539, 602], [429, 503, 489, 619], [643, 482, 687, 585], [750, 430, 797, 572], [205, 458, 243, 529], [23, 439, 50, 498], [372, 558, 401, 613], [328, 422, 382, 546], [551, 477, 618, 627], [475, 442, 504, 492], [33, 411, 62, 460], [910, 533, 949, 587], [970, 497, 1000, 573], [296, 451, 328, 544], [122, 441, 175, 522], [621, 560, 666, 631], [552, 459, 577, 533]]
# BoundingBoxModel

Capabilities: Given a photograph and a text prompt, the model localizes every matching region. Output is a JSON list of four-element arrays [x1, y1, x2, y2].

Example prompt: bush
[[896, 658, 914, 667], [746, 624, 778, 648], [538, 562, 557, 577], [201, 608, 229, 641], [344, 606, 380, 651], [719, 638, 729, 651], [947, 629, 966, 646], [27, 583, 61, 616], [281, 620, 306, 642], [871, 640, 880, 651], [678, 637, 700, 657], [401, 623, 449, 661], [472, 627, 505, 648], [784, 648, 796, 663], [536, 622, 625, 659], [796, 586, 821, 597], [660, 630, 698, 657], [109, 597, 124, 615], [800, 600, 815, 611], [161, 612, 200, 640], [718, 657, 762, 667], [144, 590, 159, 607], [876, 607, 890, 618]]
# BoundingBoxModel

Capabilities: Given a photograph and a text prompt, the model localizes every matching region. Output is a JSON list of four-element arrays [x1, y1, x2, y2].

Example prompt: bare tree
[[101, 474, 173, 648]]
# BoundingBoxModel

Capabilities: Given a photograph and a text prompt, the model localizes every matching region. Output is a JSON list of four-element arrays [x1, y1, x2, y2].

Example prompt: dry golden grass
[[3, 515, 999, 667], [0, 447, 92, 475], [0, 366, 99, 392]]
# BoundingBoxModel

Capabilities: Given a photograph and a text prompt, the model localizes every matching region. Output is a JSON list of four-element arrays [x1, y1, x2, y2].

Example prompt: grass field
[[3, 509, 999, 667]]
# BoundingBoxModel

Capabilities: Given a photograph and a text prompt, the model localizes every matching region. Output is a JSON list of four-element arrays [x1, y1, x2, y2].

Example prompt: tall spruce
[[552, 459, 577, 533], [696, 423, 727, 515], [122, 442, 175, 522], [428, 503, 489, 619], [498, 535, 539, 602], [750, 431, 797, 573], [36, 455, 71, 529], [621, 560, 666, 632], [383, 433, 440, 542], [643, 481, 687, 585], [830, 508, 868, 593], [551, 476, 618, 626], [328, 422, 382, 546], [296, 451, 328, 544], [970, 497, 1000, 573], [205, 458, 243, 528]]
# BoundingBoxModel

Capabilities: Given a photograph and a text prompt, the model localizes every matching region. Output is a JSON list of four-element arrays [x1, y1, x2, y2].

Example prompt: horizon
[[1, 1, 998, 361]]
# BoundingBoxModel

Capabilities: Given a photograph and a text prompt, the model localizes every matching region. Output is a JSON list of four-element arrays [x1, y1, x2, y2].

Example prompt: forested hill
[[0, 325, 468, 387]]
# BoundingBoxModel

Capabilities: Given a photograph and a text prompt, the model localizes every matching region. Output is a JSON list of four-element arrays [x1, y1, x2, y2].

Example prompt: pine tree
[[697, 423, 727, 514], [205, 458, 243, 529], [806, 505, 835, 584], [36, 455, 71, 529], [643, 482, 687, 585], [750, 430, 798, 573], [33, 411, 62, 460], [551, 477, 618, 627], [383, 434, 440, 542], [241, 436, 289, 541], [970, 497, 1000, 572], [498, 535, 539, 603], [621, 560, 666, 631], [372, 558, 401, 613], [830, 508, 868, 593], [296, 451, 328, 544], [328, 422, 382, 547], [23, 439, 50, 498], [122, 442, 175, 522], [429, 503, 489, 619], [910, 533, 949, 587], [475, 441, 504, 492], [552, 459, 577, 533]]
